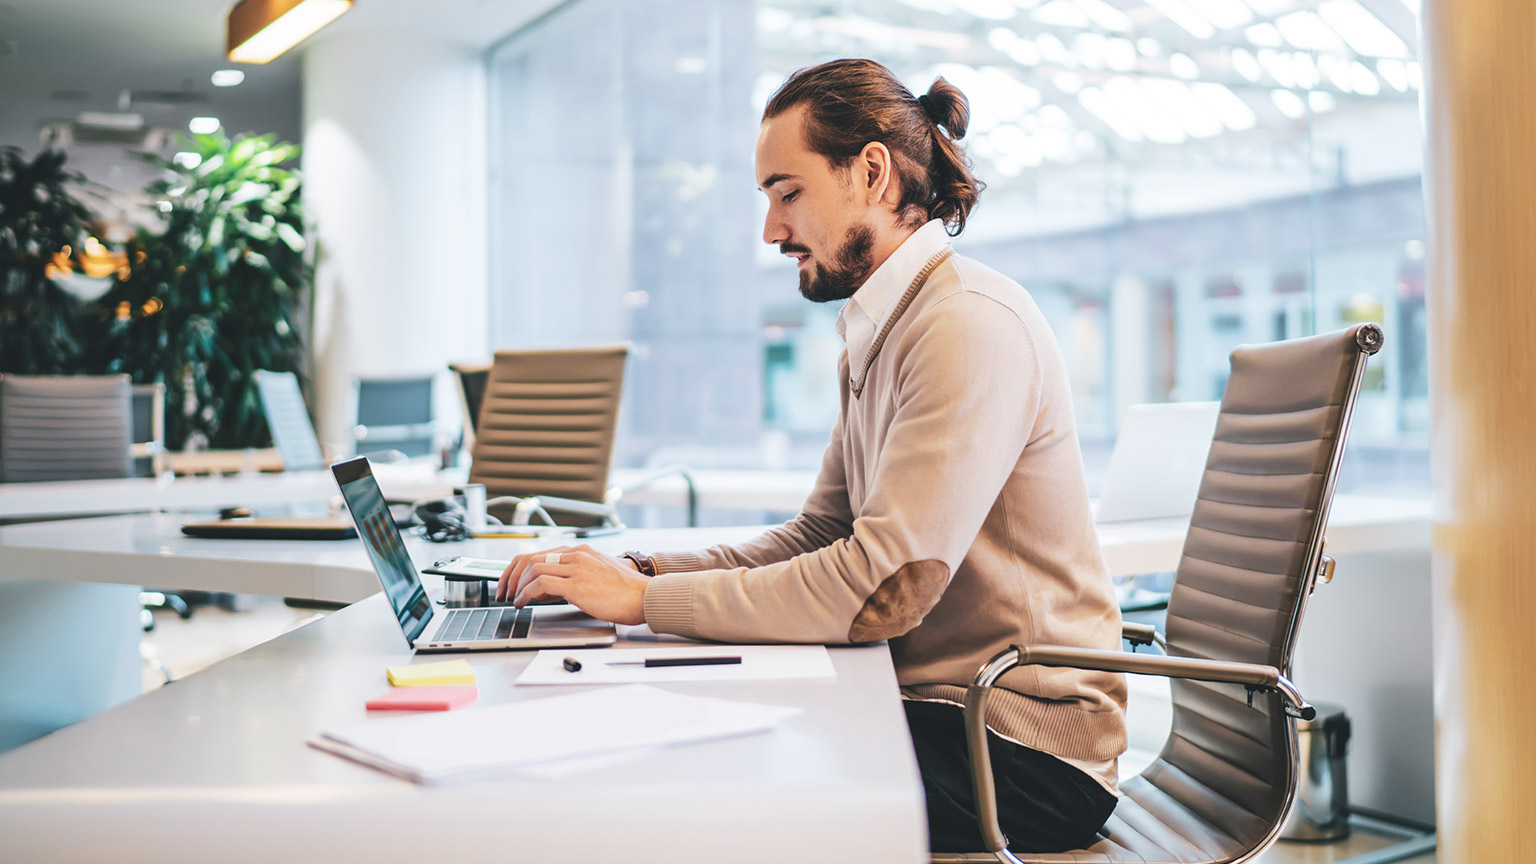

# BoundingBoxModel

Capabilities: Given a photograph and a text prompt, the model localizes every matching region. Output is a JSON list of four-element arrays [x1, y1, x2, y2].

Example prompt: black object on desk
[[606, 656, 742, 668]]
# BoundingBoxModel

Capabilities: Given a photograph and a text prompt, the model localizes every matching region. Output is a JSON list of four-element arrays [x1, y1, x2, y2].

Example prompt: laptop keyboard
[[431, 607, 534, 642]]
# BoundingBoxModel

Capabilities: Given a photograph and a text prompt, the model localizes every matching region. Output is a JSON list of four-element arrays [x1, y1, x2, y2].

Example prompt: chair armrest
[[1121, 622, 1165, 650], [608, 464, 698, 527], [958, 645, 1315, 856]]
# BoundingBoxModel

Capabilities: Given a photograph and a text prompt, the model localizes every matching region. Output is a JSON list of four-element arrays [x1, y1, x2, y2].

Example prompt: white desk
[[0, 590, 927, 863]]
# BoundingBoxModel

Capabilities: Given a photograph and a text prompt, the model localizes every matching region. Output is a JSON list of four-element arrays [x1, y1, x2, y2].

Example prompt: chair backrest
[[449, 362, 492, 441], [353, 375, 436, 458], [129, 383, 166, 478], [1150, 323, 1383, 853], [255, 370, 325, 472], [0, 374, 134, 483], [468, 345, 628, 506]]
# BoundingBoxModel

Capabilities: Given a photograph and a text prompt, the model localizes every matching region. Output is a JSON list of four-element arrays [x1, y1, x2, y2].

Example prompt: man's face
[[756, 105, 878, 303]]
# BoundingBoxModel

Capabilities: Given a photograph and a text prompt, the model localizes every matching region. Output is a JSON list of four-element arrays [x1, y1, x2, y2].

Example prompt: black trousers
[[904, 699, 1118, 853]]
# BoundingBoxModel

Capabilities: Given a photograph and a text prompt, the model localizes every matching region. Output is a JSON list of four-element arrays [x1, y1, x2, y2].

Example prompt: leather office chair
[[937, 323, 1384, 864], [469, 345, 628, 528], [0, 374, 133, 482]]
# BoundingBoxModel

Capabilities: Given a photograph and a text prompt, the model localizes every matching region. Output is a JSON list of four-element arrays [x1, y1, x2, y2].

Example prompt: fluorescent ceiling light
[[1377, 58, 1409, 91], [1144, 78, 1224, 138], [957, 0, 1019, 20], [1169, 52, 1200, 79], [1053, 71, 1085, 94], [1245, 0, 1295, 14], [1320, 55, 1356, 92], [1137, 37, 1163, 57], [1038, 126, 1076, 161], [210, 69, 245, 87], [1244, 23, 1284, 46], [1074, 32, 1108, 69], [1036, 32, 1069, 64], [228, 0, 352, 64], [1183, 0, 1252, 30], [1308, 90, 1338, 112], [1075, 0, 1132, 31], [1274, 10, 1347, 52], [1038, 103, 1074, 127], [1105, 37, 1138, 71], [1270, 88, 1307, 119], [189, 116, 222, 135], [1078, 86, 1144, 141], [1231, 48, 1262, 81], [1034, 0, 1090, 27], [1257, 49, 1298, 88], [1349, 60, 1382, 95], [77, 111, 144, 129], [1292, 52, 1320, 89], [1406, 60, 1422, 89], [1143, 0, 1216, 39], [1104, 76, 1186, 143], [1192, 81, 1257, 130], [1316, 0, 1409, 58]]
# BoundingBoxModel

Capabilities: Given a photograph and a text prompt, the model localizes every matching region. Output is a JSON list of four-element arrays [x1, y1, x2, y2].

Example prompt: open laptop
[[331, 456, 616, 652], [1094, 401, 1221, 523]]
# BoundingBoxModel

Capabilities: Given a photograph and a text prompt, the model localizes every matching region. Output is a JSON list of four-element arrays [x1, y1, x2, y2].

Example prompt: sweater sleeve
[[642, 291, 1042, 643]]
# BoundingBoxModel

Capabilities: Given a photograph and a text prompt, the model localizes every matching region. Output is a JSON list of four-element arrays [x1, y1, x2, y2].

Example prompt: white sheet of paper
[[514, 644, 837, 686], [309, 684, 800, 785]]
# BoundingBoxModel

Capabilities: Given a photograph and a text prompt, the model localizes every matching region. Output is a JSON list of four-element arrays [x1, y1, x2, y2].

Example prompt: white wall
[[302, 32, 489, 453]]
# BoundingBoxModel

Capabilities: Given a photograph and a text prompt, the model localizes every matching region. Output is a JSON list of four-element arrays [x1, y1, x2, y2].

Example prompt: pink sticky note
[[365, 686, 478, 712]]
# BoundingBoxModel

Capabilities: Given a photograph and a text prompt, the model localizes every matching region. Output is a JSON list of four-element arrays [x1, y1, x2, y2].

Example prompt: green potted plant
[[0, 146, 97, 374], [93, 131, 312, 450]]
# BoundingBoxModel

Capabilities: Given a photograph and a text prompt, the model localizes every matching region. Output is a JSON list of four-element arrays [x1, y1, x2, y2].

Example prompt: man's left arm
[[642, 293, 1043, 643]]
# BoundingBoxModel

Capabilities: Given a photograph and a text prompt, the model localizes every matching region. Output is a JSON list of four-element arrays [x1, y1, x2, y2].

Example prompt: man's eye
[[782, 191, 799, 203]]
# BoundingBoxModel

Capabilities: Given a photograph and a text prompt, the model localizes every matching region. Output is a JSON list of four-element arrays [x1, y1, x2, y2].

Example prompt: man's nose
[[763, 210, 787, 246]]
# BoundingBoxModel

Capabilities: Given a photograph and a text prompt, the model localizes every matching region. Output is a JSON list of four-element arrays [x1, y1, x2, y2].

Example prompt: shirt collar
[[837, 219, 951, 352]]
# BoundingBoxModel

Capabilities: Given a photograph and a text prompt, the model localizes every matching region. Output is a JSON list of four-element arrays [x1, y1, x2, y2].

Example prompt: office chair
[[129, 382, 166, 478], [353, 374, 437, 460], [468, 345, 629, 528], [449, 362, 491, 449], [0, 374, 134, 482], [255, 370, 326, 471], [936, 323, 1383, 864]]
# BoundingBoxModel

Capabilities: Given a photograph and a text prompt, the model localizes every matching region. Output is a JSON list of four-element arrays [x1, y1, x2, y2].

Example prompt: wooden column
[[1424, 0, 1536, 859]]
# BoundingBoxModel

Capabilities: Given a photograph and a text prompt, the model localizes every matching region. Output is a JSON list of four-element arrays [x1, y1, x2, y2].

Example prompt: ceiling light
[[1182, 0, 1252, 30], [957, 0, 1020, 20], [1308, 90, 1338, 112], [1349, 60, 1381, 95], [1245, 0, 1296, 14], [211, 69, 246, 87], [1258, 49, 1297, 88], [1231, 48, 1262, 81], [1292, 52, 1320, 89], [1035, 32, 1068, 64], [1316, 0, 1409, 58], [1169, 52, 1200, 79], [1143, 0, 1216, 39], [1377, 58, 1409, 91], [1406, 60, 1422, 89], [1105, 37, 1138, 71], [189, 116, 221, 135], [1075, 0, 1132, 31], [1053, 71, 1085, 94], [1192, 82, 1257, 130], [1034, 0, 1090, 27], [1270, 88, 1307, 119], [1143, 78, 1224, 138], [1244, 23, 1284, 46], [227, 0, 353, 65], [1275, 10, 1346, 52], [1137, 37, 1163, 57], [1078, 86, 1143, 141], [1074, 32, 1108, 69], [1105, 76, 1186, 143]]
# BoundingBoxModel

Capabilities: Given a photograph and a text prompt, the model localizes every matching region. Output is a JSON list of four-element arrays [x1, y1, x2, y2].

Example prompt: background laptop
[[331, 457, 616, 652], [1095, 401, 1221, 523]]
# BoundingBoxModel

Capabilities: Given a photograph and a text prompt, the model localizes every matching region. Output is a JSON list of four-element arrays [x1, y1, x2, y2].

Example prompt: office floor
[[139, 601, 1437, 864]]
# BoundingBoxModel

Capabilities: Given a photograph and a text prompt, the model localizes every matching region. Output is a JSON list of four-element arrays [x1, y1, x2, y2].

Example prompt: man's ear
[[858, 142, 894, 208]]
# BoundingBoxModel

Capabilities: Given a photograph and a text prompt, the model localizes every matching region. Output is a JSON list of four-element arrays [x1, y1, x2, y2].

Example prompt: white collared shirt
[[836, 220, 952, 384]]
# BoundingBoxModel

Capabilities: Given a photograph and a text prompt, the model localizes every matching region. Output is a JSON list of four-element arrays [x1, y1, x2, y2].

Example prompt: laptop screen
[[331, 457, 432, 645]]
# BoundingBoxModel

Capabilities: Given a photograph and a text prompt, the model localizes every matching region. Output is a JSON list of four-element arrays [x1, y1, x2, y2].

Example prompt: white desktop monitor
[[1095, 401, 1221, 524]]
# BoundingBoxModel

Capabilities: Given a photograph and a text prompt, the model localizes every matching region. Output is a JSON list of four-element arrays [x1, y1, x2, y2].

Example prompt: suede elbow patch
[[847, 559, 950, 643]]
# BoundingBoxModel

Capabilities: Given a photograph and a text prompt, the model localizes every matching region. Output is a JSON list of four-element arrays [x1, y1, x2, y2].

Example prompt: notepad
[[386, 658, 476, 687], [310, 684, 801, 785], [366, 686, 478, 712]]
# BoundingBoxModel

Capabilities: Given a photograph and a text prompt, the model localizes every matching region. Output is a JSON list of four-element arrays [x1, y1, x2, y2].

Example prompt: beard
[[794, 224, 876, 303]]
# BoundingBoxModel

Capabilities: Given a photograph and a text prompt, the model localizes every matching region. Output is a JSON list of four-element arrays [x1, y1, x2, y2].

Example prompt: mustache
[[779, 243, 811, 256]]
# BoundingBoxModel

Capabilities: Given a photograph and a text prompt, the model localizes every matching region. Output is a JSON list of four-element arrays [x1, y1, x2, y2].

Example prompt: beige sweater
[[642, 224, 1128, 764]]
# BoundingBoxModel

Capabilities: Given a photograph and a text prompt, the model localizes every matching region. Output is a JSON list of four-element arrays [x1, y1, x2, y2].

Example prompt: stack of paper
[[310, 684, 800, 784]]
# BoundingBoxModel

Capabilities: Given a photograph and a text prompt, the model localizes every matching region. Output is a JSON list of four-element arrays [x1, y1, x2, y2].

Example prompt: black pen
[[606, 656, 742, 668]]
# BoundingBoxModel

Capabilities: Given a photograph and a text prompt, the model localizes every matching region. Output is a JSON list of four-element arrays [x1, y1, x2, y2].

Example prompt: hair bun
[[921, 77, 970, 140]]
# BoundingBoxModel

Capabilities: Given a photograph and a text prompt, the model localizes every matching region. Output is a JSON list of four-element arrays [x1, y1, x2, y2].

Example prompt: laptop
[[1094, 401, 1221, 523], [331, 456, 616, 653]]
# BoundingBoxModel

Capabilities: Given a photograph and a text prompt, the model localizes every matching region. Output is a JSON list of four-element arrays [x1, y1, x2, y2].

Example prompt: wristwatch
[[621, 550, 657, 577]]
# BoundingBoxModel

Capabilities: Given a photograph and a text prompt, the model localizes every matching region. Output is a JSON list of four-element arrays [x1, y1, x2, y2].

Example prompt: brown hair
[[763, 58, 984, 236]]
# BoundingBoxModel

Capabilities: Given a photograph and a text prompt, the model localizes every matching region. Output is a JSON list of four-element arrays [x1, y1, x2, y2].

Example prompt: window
[[489, 0, 1426, 495]]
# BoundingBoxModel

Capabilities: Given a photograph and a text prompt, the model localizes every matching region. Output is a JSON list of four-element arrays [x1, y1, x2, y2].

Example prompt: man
[[496, 58, 1126, 853]]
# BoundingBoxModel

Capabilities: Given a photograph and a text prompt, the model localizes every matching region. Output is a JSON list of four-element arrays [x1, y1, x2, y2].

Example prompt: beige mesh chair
[[0, 374, 133, 483], [937, 323, 1383, 864], [468, 345, 629, 527]]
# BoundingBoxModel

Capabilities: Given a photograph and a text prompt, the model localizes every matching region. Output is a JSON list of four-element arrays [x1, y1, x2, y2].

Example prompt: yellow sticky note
[[387, 658, 476, 687]]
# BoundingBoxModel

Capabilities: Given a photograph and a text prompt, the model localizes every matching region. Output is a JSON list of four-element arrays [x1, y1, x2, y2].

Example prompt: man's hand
[[495, 544, 648, 626]]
